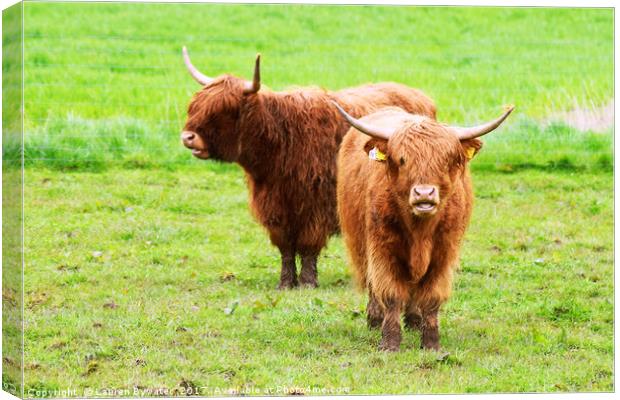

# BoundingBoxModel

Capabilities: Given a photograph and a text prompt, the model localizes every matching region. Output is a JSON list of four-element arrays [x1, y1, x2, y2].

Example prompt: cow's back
[[333, 82, 436, 121]]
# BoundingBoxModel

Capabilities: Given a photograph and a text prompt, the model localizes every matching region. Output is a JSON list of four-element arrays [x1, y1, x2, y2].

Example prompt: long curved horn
[[182, 46, 214, 86], [243, 53, 261, 95], [331, 101, 395, 141], [452, 105, 515, 140]]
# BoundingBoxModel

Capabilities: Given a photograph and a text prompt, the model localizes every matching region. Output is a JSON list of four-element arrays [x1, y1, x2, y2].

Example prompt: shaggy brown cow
[[333, 102, 514, 351], [180, 47, 436, 289]]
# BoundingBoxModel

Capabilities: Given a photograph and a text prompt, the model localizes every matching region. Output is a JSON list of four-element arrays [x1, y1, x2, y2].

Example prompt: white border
[[0, 1, 615, 400]]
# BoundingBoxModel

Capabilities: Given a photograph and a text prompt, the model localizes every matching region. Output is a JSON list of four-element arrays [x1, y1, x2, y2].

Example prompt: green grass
[[10, 115, 613, 173], [22, 166, 613, 394], [3, 4, 24, 397], [9, 3, 613, 170], [4, 2, 614, 395]]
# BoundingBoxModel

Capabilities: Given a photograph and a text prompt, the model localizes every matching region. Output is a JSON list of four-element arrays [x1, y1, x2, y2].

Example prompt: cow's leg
[[420, 307, 441, 350], [404, 302, 423, 331], [277, 247, 298, 290], [297, 232, 326, 288], [299, 252, 319, 288], [367, 286, 384, 329], [411, 267, 453, 350], [378, 298, 402, 352], [267, 226, 298, 290], [366, 227, 410, 351]]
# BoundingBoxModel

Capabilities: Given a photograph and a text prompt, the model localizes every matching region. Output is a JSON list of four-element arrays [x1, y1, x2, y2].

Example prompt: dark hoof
[[277, 280, 298, 290], [421, 337, 441, 351], [379, 330, 401, 352], [421, 328, 440, 350], [378, 341, 400, 352], [299, 271, 318, 288], [421, 343, 441, 351], [299, 278, 319, 288]]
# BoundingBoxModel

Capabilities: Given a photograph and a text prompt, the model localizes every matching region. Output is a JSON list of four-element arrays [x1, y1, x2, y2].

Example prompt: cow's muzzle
[[181, 130, 209, 159], [409, 185, 439, 217]]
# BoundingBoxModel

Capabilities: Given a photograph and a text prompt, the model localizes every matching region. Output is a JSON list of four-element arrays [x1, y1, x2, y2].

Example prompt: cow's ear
[[363, 138, 389, 158], [460, 138, 483, 160]]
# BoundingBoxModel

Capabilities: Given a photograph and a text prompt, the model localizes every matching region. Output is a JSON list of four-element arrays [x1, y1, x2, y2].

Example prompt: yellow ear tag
[[465, 147, 476, 160], [369, 147, 387, 162]]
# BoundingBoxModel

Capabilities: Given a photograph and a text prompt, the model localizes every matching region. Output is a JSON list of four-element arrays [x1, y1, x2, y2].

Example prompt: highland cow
[[180, 47, 436, 289], [333, 102, 514, 351]]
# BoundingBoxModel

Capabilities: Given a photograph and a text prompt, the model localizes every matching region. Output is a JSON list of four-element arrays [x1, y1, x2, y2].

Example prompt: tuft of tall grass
[[473, 118, 612, 173], [19, 115, 189, 171], [10, 115, 612, 173]]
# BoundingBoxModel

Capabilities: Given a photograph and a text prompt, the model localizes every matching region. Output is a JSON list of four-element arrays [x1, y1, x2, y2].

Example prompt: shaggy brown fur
[[337, 107, 485, 351], [182, 73, 436, 289]]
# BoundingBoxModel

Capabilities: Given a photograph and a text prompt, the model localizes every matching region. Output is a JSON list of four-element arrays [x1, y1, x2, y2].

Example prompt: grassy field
[[3, 2, 614, 396], [21, 167, 613, 394], [8, 3, 614, 171]]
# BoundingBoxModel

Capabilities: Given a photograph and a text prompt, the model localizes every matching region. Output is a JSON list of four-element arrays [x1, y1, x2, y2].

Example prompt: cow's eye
[[399, 157, 405, 166]]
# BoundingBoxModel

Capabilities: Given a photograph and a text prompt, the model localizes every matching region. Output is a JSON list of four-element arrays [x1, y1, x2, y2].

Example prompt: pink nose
[[181, 131, 196, 147], [413, 185, 435, 198], [409, 185, 440, 216], [410, 185, 439, 205]]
